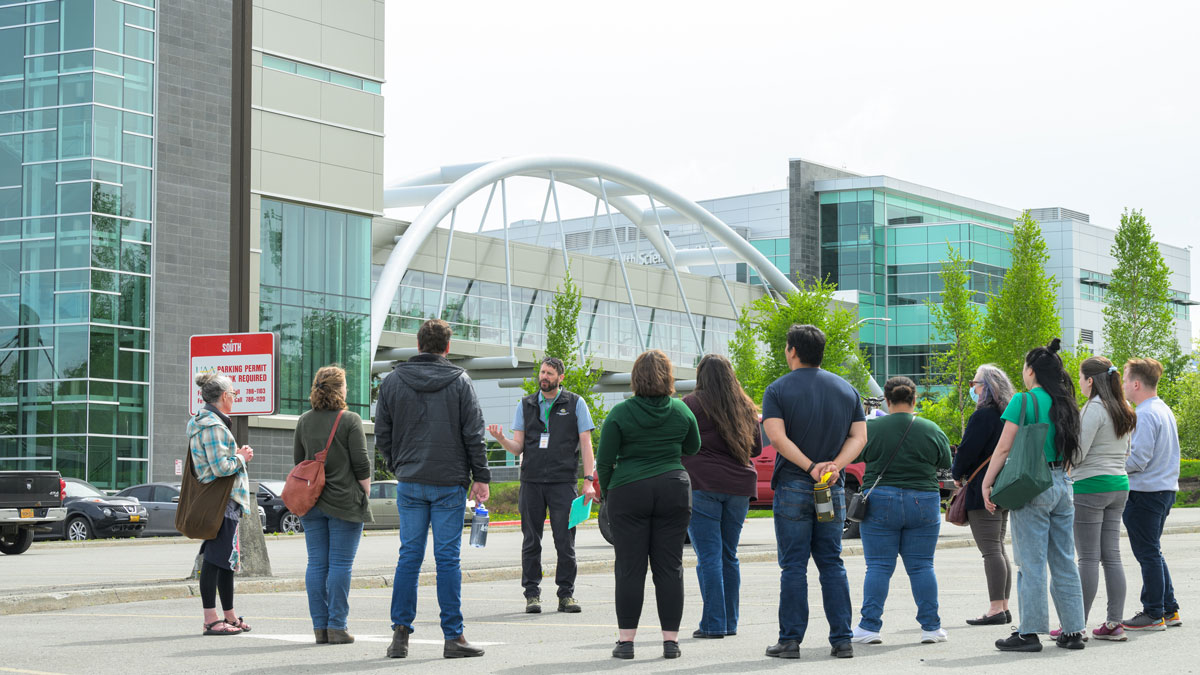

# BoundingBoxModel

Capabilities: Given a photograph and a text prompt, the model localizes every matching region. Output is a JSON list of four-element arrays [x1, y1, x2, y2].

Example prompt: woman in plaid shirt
[[188, 371, 255, 636]]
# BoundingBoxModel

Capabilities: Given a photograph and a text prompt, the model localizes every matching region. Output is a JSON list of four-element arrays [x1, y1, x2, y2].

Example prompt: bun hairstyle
[[310, 365, 348, 411], [195, 370, 233, 405], [1080, 356, 1137, 438], [1024, 338, 1081, 467], [883, 376, 917, 406]]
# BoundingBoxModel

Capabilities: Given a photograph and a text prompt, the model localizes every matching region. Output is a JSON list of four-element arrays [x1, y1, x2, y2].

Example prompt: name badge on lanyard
[[539, 433, 550, 449]]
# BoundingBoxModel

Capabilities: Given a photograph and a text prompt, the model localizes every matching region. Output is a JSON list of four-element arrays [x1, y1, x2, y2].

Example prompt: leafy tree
[[1103, 208, 1176, 367], [978, 211, 1062, 386], [917, 393, 967, 446], [522, 267, 607, 445], [926, 244, 982, 436], [1159, 340, 1199, 460], [1058, 343, 1095, 409], [729, 278, 871, 404]]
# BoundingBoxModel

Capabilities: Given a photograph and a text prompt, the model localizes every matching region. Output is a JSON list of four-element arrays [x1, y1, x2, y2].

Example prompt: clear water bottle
[[469, 503, 489, 548]]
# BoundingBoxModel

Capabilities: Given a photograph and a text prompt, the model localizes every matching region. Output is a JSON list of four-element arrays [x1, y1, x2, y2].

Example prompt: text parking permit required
[[189, 332, 276, 416]]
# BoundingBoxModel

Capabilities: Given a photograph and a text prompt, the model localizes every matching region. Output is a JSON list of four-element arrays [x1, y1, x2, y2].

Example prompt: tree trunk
[[187, 499, 273, 579]]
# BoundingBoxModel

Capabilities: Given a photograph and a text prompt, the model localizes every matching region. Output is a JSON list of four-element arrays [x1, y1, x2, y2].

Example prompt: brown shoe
[[314, 629, 328, 644], [326, 628, 354, 644], [444, 635, 484, 658], [387, 625, 409, 658]]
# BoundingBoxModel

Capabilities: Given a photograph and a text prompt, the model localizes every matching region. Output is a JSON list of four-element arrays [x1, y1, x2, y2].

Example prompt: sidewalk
[[3, 508, 1198, 615]]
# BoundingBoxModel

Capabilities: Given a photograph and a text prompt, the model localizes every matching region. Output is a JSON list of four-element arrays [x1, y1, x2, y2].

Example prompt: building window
[[261, 53, 383, 94]]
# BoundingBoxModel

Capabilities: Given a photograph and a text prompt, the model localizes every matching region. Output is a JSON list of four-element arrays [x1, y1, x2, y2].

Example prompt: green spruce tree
[[1103, 208, 1176, 367]]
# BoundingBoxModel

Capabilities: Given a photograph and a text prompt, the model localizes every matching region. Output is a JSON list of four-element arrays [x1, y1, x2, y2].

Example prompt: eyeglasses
[[968, 380, 978, 386]]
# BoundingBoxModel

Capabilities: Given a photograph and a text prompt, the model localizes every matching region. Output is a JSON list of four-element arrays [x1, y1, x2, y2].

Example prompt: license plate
[[20, 508, 33, 519], [129, 515, 140, 522]]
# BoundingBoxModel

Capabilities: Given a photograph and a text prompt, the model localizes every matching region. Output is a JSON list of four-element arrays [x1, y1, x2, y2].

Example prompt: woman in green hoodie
[[597, 349, 701, 661]]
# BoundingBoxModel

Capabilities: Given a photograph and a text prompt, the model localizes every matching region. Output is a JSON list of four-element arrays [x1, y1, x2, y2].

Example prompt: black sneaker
[[525, 597, 542, 614], [995, 631, 1042, 652], [830, 642, 853, 658], [1122, 611, 1166, 631], [1055, 632, 1086, 650], [612, 640, 634, 660], [663, 640, 681, 659]]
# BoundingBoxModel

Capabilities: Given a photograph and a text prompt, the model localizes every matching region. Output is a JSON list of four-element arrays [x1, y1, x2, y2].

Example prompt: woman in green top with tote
[[596, 349, 700, 661], [982, 339, 1086, 652]]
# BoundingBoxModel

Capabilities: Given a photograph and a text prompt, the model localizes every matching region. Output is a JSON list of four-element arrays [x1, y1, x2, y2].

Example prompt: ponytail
[[1080, 356, 1137, 438]]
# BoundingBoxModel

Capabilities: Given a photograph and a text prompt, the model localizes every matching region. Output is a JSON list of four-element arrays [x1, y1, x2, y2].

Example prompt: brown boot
[[387, 625, 409, 658], [444, 635, 484, 658], [326, 628, 354, 644], [314, 629, 328, 644]]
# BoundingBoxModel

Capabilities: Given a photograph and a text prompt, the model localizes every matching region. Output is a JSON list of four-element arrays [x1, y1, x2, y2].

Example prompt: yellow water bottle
[[814, 471, 836, 523]]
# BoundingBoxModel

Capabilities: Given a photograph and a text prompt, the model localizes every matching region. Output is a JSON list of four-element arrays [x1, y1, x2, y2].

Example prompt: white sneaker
[[851, 626, 883, 644], [921, 628, 948, 644]]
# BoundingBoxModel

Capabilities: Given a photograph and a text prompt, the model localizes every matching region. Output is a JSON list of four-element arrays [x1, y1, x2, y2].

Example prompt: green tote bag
[[989, 392, 1053, 510]]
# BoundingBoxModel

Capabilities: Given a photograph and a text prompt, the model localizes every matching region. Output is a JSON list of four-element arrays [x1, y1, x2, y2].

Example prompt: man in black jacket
[[376, 319, 490, 660]]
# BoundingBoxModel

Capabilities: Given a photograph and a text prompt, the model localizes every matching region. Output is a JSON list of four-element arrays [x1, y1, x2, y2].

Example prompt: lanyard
[[542, 389, 561, 429]]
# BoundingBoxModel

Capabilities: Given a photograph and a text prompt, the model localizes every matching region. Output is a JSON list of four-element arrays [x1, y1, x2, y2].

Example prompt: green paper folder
[[568, 494, 591, 529]]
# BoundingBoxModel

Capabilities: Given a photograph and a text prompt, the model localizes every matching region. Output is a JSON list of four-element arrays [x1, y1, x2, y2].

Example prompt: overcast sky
[[382, 0, 1200, 297]]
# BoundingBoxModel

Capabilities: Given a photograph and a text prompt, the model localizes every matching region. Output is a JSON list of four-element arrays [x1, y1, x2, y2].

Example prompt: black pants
[[520, 481, 578, 599], [607, 470, 692, 631]]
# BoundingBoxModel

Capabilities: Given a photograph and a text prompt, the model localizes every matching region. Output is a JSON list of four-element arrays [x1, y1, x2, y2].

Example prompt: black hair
[[883, 376, 917, 406], [540, 356, 565, 376], [1024, 338, 1081, 467], [786, 324, 826, 367]]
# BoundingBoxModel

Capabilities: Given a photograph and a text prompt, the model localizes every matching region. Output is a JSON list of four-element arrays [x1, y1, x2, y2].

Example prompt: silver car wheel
[[67, 518, 90, 541], [280, 512, 303, 534]]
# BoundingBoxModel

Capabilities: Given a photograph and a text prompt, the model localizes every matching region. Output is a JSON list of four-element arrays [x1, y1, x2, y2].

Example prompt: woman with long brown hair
[[681, 354, 762, 639]]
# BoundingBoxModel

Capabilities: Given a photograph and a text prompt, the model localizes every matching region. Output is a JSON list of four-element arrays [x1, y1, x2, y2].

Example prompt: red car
[[750, 442, 867, 538]]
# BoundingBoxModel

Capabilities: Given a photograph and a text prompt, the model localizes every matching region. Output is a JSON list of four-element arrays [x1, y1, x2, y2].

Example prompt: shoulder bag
[[281, 410, 346, 517], [989, 393, 1053, 510], [175, 448, 235, 540], [945, 456, 990, 526], [847, 415, 916, 523]]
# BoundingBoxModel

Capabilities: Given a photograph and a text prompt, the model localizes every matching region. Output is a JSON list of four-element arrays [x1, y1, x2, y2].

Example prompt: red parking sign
[[189, 332, 276, 415]]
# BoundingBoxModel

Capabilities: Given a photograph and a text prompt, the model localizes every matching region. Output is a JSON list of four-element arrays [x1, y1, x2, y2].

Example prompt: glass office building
[[0, 0, 156, 487]]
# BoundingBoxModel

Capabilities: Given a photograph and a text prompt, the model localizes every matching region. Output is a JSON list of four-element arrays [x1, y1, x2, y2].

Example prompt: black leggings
[[199, 561, 235, 611], [607, 470, 692, 631]]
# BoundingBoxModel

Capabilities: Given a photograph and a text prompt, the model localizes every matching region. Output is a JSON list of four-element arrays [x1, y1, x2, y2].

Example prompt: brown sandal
[[203, 620, 242, 636]]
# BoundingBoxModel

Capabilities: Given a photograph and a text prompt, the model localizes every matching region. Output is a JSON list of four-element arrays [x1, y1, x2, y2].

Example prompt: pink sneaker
[[1049, 628, 1088, 641], [1093, 622, 1128, 641]]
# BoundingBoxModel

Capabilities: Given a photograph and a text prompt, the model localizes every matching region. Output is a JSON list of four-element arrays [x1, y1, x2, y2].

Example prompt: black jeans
[[607, 470, 692, 631], [520, 481, 578, 599]]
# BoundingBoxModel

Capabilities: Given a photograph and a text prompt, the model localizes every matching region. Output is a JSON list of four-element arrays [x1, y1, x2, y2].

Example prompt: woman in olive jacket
[[293, 366, 373, 645]]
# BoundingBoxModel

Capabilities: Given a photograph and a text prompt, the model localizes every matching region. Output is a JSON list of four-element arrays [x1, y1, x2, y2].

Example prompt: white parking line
[[238, 633, 505, 646]]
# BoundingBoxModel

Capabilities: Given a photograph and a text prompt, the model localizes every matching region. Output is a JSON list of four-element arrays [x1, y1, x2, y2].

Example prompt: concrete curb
[[4, 524, 1198, 617]]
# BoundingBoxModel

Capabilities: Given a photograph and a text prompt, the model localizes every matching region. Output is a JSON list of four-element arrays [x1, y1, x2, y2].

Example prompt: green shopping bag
[[990, 392, 1053, 510]]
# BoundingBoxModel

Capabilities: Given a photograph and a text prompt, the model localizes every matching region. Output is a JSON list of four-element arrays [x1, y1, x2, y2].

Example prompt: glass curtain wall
[[0, 0, 155, 489], [258, 198, 371, 418], [819, 190, 1014, 385]]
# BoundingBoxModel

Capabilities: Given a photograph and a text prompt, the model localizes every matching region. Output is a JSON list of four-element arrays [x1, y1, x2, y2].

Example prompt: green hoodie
[[596, 395, 700, 492]]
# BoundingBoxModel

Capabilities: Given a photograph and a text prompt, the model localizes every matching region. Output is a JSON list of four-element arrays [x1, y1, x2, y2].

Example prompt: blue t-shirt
[[512, 389, 596, 434], [762, 367, 865, 488]]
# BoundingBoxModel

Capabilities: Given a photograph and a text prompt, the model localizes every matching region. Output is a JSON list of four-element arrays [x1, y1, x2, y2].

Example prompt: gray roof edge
[[811, 175, 1021, 220]]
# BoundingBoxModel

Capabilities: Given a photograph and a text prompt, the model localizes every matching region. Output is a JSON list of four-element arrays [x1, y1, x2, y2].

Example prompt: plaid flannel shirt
[[187, 408, 251, 517]]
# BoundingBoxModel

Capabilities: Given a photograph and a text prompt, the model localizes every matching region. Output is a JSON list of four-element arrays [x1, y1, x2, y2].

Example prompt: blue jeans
[[1009, 468, 1085, 634], [300, 506, 364, 631], [390, 482, 467, 639], [1122, 490, 1179, 618], [688, 489, 750, 635], [858, 486, 941, 632], [773, 480, 852, 645]]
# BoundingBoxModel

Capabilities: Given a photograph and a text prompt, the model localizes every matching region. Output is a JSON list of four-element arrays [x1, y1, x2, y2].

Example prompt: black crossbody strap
[[864, 415, 916, 498]]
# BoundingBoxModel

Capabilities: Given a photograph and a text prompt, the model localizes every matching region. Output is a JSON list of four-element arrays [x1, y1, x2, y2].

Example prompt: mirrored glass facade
[[0, 0, 155, 488], [258, 198, 372, 418]]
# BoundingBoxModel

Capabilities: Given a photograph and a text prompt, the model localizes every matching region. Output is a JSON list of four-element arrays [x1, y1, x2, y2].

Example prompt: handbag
[[945, 457, 990, 526], [281, 410, 345, 517], [175, 448, 235, 540], [847, 415, 916, 523], [989, 393, 1053, 510]]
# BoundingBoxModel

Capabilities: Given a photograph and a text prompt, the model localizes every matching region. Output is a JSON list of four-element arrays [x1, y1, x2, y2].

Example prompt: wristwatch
[[584, 474, 597, 482]]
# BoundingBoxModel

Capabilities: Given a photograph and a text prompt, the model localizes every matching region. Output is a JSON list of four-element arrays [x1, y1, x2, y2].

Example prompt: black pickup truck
[[0, 471, 67, 555]]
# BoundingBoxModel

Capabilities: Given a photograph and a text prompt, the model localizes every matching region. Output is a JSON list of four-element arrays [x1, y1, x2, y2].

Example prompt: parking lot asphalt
[[3, 530, 1198, 675]]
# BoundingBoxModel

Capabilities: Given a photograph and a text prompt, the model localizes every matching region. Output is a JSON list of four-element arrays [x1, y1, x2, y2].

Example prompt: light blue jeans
[[299, 506, 364, 631], [1009, 468, 1085, 634]]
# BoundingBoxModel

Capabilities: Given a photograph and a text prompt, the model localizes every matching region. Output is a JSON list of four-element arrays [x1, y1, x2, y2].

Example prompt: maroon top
[[681, 394, 762, 497]]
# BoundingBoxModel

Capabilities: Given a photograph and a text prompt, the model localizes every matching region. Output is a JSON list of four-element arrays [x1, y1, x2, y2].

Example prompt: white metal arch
[[371, 155, 796, 359]]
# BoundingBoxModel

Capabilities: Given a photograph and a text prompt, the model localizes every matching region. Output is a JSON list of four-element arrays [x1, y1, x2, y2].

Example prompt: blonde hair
[[310, 365, 347, 410]]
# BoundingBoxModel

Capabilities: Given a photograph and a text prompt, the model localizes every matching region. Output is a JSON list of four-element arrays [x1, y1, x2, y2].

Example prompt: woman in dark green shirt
[[596, 349, 700, 661], [851, 376, 952, 646], [293, 366, 373, 645]]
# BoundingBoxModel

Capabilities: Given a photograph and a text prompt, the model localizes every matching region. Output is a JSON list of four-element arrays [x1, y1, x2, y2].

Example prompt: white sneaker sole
[[1093, 633, 1128, 641], [921, 635, 948, 643], [850, 635, 882, 644]]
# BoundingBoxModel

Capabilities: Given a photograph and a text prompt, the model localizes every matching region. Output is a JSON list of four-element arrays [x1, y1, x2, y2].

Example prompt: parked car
[[750, 441, 867, 537], [44, 478, 149, 541], [368, 479, 477, 530], [116, 483, 181, 537], [0, 471, 67, 554], [257, 480, 302, 533]]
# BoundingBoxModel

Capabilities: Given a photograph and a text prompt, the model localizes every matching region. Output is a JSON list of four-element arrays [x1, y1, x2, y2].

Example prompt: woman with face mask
[[950, 364, 1016, 626]]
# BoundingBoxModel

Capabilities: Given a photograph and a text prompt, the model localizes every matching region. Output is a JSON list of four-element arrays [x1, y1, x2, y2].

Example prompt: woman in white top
[[1070, 356, 1136, 641]]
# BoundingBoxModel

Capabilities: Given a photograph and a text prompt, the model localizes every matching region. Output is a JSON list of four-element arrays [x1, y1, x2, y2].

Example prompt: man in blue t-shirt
[[761, 324, 867, 660]]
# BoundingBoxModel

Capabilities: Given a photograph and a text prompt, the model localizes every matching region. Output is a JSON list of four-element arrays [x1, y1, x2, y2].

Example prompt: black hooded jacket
[[375, 353, 490, 487]]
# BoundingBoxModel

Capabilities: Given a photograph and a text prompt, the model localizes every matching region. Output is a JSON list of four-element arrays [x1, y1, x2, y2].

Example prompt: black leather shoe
[[1005, 610, 1013, 623], [995, 631, 1042, 652], [830, 642, 853, 658], [1056, 632, 1086, 650], [386, 626, 409, 658], [967, 611, 1009, 626], [612, 641, 634, 659], [663, 640, 681, 659], [765, 640, 800, 659], [444, 635, 484, 658], [692, 630, 724, 639]]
